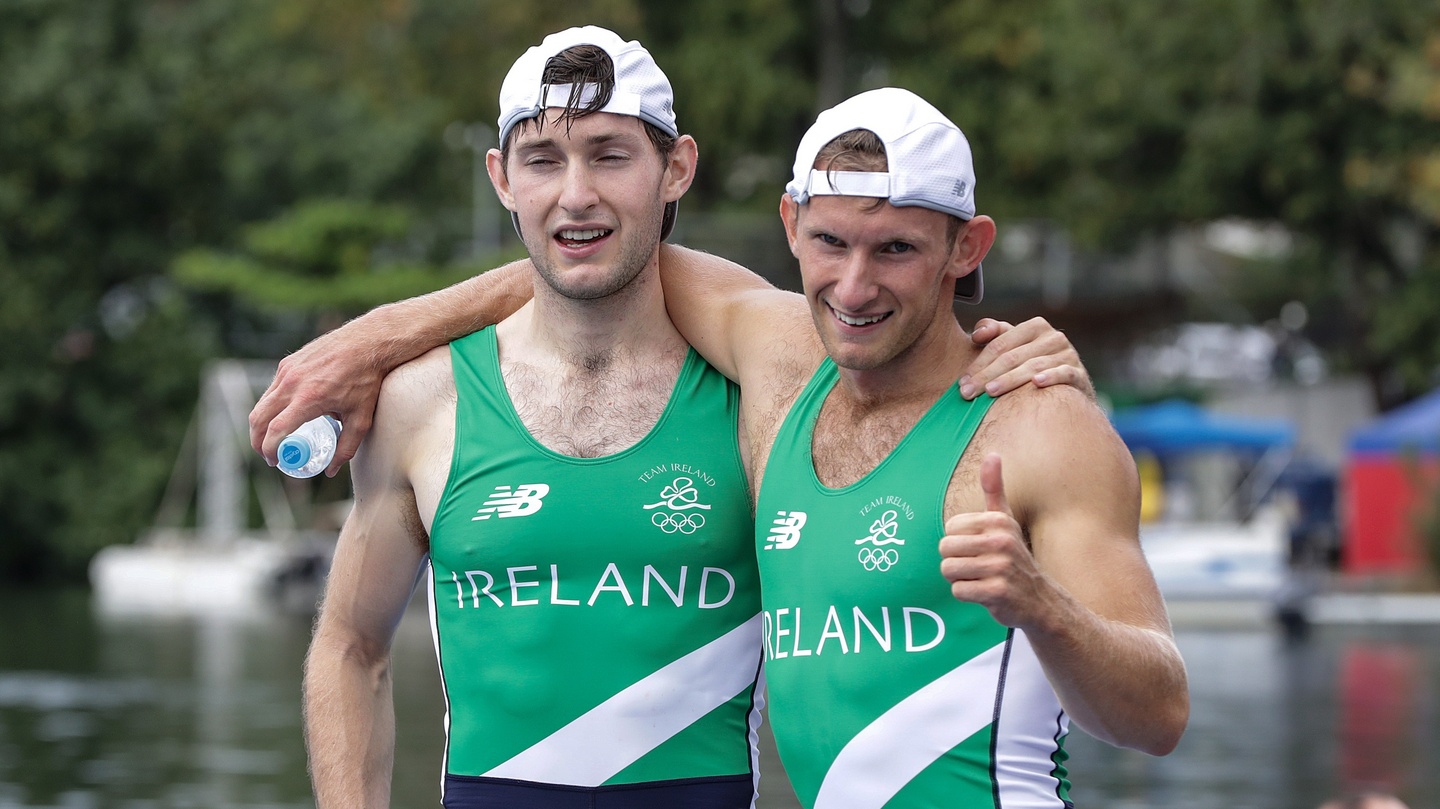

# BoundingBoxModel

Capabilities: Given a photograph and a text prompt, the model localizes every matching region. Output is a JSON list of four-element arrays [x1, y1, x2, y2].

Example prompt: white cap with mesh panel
[[497, 26, 678, 145], [786, 87, 984, 303]]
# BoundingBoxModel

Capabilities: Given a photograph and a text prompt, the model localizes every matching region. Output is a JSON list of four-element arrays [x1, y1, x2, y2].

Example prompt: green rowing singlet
[[428, 328, 762, 794], [756, 359, 1072, 809]]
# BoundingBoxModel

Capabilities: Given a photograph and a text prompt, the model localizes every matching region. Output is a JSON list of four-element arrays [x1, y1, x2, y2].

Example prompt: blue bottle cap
[[278, 437, 311, 471]]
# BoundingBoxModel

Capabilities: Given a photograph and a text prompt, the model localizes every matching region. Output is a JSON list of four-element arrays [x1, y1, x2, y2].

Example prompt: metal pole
[[465, 123, 499, 257]]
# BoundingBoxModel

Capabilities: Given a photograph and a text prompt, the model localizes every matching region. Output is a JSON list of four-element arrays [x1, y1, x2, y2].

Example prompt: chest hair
[[810, 393, 938, 489], [501, 350, 684, 458], [812, 395, 1019, 539]]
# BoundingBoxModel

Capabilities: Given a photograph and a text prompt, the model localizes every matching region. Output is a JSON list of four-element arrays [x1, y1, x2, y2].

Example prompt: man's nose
[[830, 254, 879, 309], [558, 163, 600, 213]]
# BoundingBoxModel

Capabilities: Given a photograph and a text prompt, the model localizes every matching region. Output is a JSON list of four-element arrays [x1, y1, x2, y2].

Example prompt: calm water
[[1, 589, 1437, 809]]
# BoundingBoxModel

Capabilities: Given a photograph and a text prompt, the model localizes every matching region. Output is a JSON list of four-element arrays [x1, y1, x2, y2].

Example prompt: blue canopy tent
[[1110, 399, 1296, 456], [1349, 387, 1440, 455]]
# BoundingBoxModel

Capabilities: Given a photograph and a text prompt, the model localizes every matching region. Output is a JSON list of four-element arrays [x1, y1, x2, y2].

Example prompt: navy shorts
[[442, 774, 755, 809]]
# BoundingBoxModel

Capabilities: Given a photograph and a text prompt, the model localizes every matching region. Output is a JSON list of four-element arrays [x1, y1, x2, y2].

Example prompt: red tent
[[1345, 390, 1440, 574]]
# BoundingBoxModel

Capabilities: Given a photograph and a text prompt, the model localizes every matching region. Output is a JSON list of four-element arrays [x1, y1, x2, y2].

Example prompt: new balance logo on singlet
[[765, 511, 807, 550], [472, 484, 550, 520]]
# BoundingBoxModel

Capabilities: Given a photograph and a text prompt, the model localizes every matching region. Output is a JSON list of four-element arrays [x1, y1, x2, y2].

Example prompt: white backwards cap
[[786, 87, 983, 303], [497, 26, 678, 146]]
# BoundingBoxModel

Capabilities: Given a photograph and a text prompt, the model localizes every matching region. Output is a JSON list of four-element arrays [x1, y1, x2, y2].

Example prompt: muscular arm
[[250, 261, 533, 470], [941, 389, 1187, 755], [657, 243, 820, 384], [303, 373, 434, 807]]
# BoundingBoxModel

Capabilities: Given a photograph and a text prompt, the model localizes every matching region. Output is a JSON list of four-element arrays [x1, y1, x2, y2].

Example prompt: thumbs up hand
[[940, 453, 1052, 629]]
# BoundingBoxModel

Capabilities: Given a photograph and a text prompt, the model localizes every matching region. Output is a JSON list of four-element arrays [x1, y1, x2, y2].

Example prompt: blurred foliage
[[2, 0, 1439, 582], [869, 0, 1440, 408], [171, 199, 524, 312], [0, 0, 447, 581]]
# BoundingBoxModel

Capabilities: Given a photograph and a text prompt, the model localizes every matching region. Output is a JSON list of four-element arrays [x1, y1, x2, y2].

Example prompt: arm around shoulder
[[250, 260, 533, 470], [658, 243, 818, 382], [962, 317, 1095, 400]]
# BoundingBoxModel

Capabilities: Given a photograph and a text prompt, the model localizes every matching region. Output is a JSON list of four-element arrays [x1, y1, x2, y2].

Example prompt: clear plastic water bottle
[[277, 416, 342, 479]]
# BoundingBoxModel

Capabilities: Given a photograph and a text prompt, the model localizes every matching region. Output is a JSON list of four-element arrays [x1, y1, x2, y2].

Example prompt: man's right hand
[[250, 327, 385, 477]]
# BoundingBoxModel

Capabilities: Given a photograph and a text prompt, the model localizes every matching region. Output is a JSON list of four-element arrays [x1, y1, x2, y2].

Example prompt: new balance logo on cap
[[472, 484, 550, 520]]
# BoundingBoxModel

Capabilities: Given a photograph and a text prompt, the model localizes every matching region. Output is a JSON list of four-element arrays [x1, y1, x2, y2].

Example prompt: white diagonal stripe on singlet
[[484, 613, 764, 786], [994, 630, 1070, 809], [813, 640, 1008, 809]]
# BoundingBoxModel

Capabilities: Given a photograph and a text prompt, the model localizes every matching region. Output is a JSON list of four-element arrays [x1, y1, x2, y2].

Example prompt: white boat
[[91, 530, 332, 618], [1141, 504, 1290, 601], [90, 360, 341, 618]]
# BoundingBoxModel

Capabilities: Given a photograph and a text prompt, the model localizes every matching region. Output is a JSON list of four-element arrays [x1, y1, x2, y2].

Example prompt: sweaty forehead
[[801, 195, 950, 240], [509, 110, 649, 148]]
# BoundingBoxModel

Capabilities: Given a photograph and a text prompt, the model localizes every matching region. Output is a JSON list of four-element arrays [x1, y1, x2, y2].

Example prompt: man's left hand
[[962, 317, 1093, 400]]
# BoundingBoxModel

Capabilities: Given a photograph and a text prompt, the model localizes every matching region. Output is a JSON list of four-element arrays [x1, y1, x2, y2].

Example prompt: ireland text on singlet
[[756, 358, 1074, 809], [428, 328, 763, 799]]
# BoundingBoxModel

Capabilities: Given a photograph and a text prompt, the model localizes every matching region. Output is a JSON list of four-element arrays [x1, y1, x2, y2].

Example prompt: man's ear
[[485, 148, 517, 212], [661, 135, 699, 203], [779, 194, 801, 258], [949, 214, 996, 282]]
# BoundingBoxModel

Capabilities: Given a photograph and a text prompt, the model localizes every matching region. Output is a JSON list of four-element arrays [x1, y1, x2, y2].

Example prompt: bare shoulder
[[983, 383, 1114, 443], [738, 316, 824, 462], [658, 243, 821, 405], [740, 301, 822, 384], [377, 346, 455, 422], [711, 272, 824, 391], [973, 385, 1168, 639], [970, 384, 1138, 520], [359, 346, 454, 474]]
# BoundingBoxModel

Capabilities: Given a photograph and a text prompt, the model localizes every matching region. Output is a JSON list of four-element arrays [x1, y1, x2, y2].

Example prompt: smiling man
[[657, 88, 1189, 807]]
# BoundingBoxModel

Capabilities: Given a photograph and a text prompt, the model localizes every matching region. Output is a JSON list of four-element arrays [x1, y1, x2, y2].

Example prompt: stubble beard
[[809, 298, 896, 373], [527, 204, 665, 302], [820, 332, 894, 372]]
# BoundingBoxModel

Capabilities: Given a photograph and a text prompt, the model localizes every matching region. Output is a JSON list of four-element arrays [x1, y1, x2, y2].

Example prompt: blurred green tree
[[855, 0, 1440, 406], [172, 198, 522, 314], [0, 0, 444, 581]]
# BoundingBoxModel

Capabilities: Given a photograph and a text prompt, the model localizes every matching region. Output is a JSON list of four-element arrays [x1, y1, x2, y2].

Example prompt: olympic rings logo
[[858, 547, 899, 571], [652, 512, 707, 534]]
